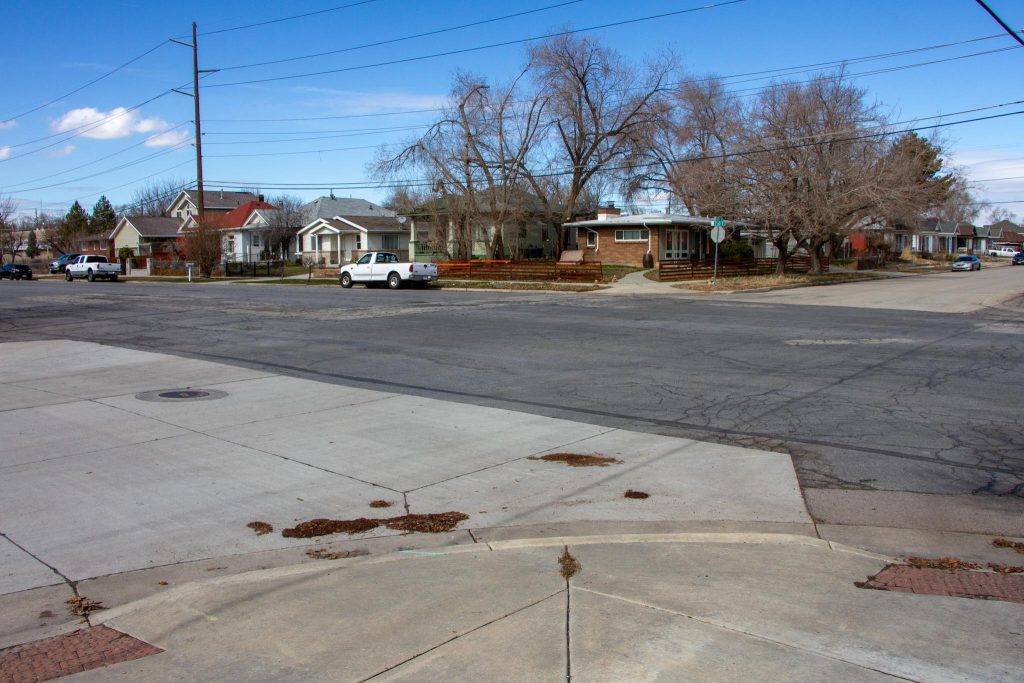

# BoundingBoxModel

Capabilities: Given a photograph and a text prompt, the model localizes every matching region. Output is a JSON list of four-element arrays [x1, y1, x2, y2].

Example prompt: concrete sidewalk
[[74, 536, 1023, 681], [2, 341, 1023, 680]]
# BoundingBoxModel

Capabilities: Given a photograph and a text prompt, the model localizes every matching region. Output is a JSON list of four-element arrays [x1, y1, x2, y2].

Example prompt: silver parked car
[[951, 255, 981, 272]]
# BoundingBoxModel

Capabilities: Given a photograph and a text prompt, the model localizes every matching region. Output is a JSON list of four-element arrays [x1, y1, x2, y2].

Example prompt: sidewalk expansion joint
[[0, 530, 86, 623], [574, 586, 916, 681], [358, 588, 565, 682]]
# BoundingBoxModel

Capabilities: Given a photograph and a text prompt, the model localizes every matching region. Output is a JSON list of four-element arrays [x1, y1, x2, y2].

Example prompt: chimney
[[258, 194, 265, 203], [596, 201, 620, 222]]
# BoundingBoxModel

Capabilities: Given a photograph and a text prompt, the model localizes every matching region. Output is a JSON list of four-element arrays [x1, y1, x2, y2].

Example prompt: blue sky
[[2, 0, 1022, 221]]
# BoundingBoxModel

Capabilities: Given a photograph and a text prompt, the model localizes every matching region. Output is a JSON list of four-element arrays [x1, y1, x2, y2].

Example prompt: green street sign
[[712, 217, 726, 228]]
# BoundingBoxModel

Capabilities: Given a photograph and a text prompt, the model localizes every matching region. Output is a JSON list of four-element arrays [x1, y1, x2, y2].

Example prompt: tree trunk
[[806, 236, 827, 275], [773, 236, 790, 276]]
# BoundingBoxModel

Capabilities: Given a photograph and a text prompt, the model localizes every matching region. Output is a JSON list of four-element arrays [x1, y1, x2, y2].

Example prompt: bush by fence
[[437, 260, 603, 282], [658, 255, 826, 281]]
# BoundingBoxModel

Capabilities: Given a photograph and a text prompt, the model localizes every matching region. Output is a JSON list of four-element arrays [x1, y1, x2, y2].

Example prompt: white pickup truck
[[339, 252, 438, 289], [987, 246, 1019, 257], [65, 255, 121, 282]]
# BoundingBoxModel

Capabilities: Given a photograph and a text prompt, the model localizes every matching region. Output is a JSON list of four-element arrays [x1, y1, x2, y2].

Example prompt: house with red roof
[[180, 198, 280, 262]]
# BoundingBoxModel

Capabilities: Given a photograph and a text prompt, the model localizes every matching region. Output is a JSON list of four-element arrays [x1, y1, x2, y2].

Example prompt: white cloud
[[0, 120, 16, 130], [51, 106, 173, 140], [291, 87, 446, 116], [0, 146, 11, 160], [43, 144, 76, 158], [144, 129, 190, 148]]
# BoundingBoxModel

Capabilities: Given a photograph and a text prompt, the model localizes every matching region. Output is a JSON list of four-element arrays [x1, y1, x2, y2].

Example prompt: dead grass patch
[[993, 537, 1024, 555], [282, 512, 469, 538], [671, 272, 880, 292], [306, 548, 371, 560], [559, 546, 581, 580], [905, 556, 980, 571], [623, 489, 650, 499], [369, 500, 394, 509], [247, 521, 273, 535], [529, 453, 623, 467], [988, 563, 1024, 574]]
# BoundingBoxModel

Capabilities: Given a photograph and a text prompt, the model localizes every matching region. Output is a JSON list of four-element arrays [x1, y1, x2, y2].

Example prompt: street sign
[[709, 226, 726, 243], [712, 217, 726, 228]]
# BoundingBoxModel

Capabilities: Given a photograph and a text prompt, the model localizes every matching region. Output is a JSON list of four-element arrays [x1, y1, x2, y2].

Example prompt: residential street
[[2, 267, 1022, 525], [2, 269, 1024, 679]]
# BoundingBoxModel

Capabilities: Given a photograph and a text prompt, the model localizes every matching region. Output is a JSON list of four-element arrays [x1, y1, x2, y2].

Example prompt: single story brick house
[[563, 204, 725, 267]]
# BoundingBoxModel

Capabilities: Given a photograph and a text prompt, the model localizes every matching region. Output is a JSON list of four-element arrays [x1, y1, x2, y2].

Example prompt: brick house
[[562, 204, 721, 267]]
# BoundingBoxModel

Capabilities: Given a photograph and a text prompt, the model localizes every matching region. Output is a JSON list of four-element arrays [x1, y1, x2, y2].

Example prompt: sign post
[[709, 217, 727, 285]]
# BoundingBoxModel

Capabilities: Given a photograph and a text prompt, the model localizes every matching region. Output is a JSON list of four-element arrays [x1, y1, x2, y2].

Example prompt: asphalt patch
[[282, 512, 469, 538], [528, 453, 623, 467]]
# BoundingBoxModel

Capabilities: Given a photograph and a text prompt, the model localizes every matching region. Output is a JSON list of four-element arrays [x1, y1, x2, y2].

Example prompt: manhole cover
[[135, 388, 228, 403]]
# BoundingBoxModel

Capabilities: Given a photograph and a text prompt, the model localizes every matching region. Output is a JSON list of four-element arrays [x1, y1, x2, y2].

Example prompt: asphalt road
[[2, 270, 1022, 516]]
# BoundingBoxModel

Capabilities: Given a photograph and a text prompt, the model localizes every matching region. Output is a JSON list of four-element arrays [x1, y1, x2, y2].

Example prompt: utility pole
[[172, 22, 215, 226]]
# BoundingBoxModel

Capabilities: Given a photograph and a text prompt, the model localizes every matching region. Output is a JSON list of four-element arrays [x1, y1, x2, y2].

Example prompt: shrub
[[718, 240, 754, 261]]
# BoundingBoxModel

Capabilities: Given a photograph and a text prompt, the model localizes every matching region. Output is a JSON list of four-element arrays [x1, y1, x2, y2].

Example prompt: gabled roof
[[113, 215, 182, 239], [300, 197, 395, 224], [297, 214, 407, 236], [919, 217, 961, 235], [183, 200, 277, 230], [172, 189, 260, 212]]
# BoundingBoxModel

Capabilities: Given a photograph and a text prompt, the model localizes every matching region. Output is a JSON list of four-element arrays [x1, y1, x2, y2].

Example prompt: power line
[[202, 108, 1024, 190], [974, 0, 1024, 48], [198, 0, 383, 37], [216, 0, 585, 73], [1, 123, 191, 189], [13, 143, 191, 193], [202, 0, 749, 89], [0, 40, 171, 125]]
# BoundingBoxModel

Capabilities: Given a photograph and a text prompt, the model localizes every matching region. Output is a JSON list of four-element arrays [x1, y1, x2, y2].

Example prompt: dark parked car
[[48, 253, 81, 273], [1012, 251, 1024, 266], [951, 255, 981, 272], [0, 264, 33, 280]]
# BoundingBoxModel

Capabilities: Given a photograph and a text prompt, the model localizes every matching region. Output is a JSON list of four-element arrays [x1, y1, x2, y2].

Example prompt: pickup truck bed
[[65, 255, 121, 282]]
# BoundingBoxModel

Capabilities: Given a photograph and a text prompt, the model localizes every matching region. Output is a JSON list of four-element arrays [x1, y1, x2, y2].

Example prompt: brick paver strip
[[0, 625, 162, 682], [860, 565, 1024, 604]]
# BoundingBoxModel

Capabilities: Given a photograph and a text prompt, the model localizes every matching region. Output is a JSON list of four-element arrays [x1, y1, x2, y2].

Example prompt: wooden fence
[[658, 255, 825, 281], [436, 260, 603, 282]]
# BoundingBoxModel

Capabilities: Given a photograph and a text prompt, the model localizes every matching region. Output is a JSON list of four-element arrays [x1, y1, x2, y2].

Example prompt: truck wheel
[[87, 269, 95, 282], [340, 272, 353, 288], [387, 272, 402, 289], [65, 270, 73, 282], [111, 274, 119, 282]]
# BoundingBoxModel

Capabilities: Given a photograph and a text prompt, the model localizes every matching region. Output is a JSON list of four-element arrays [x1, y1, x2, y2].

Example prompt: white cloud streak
[[51, 106, 174, 141]]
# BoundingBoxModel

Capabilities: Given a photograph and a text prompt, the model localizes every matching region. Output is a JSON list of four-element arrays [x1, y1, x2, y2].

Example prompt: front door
[[663, 228, 689, 260]]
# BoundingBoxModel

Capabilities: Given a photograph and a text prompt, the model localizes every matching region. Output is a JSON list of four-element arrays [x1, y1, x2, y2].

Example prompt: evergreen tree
[[25, 230, 38, 258], [90, 195, 117, 234], [65, 201, 90, 235]]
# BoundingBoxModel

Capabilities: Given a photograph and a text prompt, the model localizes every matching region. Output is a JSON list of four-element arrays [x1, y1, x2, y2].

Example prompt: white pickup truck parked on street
[[987, 246, 1019, 257], [65, 255, 121, 282], [339, 252, 438, 289]]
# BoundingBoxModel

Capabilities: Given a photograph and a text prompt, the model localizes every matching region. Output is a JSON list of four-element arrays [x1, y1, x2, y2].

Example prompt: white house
[[297, 215, 409, 266]]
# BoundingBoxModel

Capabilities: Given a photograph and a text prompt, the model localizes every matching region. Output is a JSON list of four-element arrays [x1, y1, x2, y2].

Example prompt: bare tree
[[182, 221, 221, 278], [375, 71, 546, 259], [523, 34, 672, 255], [742, 73, 941, 274], [624, 76, 745, 218], [263, 194, 304, 259], [985, 205, 1019, 225], [0, 195, 18, 263], [126, 177, 190, 217]]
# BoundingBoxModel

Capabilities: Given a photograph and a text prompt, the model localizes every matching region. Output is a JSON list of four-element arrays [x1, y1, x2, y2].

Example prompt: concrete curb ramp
[[77, 534, 1022, 682]]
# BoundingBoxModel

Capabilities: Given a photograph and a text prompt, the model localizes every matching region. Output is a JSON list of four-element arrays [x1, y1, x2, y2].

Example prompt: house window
[[309, 235, 317, 251], [252, 233, 261, 248], [381, 234, 399, 250], [226, 236, 235, 253], [614, 229, 649, 242], [586, 231, 597, 248], [355, 234, 363, 250]]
